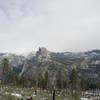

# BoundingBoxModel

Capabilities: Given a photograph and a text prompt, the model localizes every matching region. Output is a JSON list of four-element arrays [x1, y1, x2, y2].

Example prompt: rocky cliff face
[[20, 47, 67, 82], [36, 47, 48, 58]]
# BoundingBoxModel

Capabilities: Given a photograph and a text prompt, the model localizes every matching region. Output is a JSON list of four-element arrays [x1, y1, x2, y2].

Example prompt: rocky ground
[[0, 86, 100, 100], [0, 86, 70, 100]]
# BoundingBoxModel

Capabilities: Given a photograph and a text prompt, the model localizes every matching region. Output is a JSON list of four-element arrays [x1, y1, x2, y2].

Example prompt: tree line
[[1, 58, 100, 99]]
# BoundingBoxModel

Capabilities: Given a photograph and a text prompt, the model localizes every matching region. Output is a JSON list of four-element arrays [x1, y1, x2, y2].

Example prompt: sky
[[0, 0, 100, 54]]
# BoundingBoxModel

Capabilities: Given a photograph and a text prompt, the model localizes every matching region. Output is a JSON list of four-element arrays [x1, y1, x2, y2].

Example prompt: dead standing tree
[[53, 89, 56, 100], [52, 75, 56, 100]]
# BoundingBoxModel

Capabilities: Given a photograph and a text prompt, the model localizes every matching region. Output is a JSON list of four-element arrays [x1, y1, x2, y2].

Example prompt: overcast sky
[[0, 0, 100, 54]]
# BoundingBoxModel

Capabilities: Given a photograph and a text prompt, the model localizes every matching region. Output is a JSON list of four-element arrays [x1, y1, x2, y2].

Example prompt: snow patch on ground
[[81, 98, 88, 100], [32, 94, 36, 97], [11, 93, 22, 98]]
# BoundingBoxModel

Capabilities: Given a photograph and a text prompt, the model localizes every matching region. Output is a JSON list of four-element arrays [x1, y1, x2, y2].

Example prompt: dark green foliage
[[80, 78, 100, 91], [70, 68, 78, 88], [56, 70, 63, 90], [44, 71, 49, 89], [80, 78, 87, 91], [1, 58, 11, 83], [37, 73, 43, 88], [37, 71, 49, 89], [41, 71, 49, 89], [69, 68, 78, 96], [86, 79, 99, 90], [2, 58, 10, 74]]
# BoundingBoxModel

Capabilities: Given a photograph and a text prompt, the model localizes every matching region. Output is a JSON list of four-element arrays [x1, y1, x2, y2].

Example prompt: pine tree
[[41, 71, 49, 90], [56, 70, 62, 90], [1, 58, 11, 83], [2, 58, 10, 75], [37, 73, 43, 88], [69, 68, 78, 96], [44, 71, 49, 89], [80, 78, 87, 91]]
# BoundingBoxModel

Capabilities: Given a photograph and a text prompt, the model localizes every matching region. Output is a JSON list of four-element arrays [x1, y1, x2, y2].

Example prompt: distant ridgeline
[[0, 48, 100, 89]]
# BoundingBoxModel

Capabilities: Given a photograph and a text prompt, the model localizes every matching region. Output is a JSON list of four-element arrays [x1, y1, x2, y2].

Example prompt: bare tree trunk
[[53, 89, 55, 100]]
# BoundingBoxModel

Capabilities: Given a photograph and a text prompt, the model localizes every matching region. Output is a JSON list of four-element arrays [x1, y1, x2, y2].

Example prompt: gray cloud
[[0, 0, 100, 53]]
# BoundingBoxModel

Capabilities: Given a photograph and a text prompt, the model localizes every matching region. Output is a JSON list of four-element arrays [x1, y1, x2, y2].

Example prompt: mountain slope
[[0, 48, 100, 81]]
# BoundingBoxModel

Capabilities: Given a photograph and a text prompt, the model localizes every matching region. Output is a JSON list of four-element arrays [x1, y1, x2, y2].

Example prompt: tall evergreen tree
[[44, 71, 49, 89], [56, 69, 62, 90], [69, 68, 78, 96], [2, 58, 10, 75], [80, 78, 87, 91], [1, 58, 11, 83]]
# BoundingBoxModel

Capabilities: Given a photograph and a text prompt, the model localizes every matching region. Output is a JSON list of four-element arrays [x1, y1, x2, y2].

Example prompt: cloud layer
[[0, 0, 100, 53]]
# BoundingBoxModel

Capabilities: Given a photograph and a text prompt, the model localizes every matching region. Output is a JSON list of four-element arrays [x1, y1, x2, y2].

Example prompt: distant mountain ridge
[[0, 47, 100, 81]]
